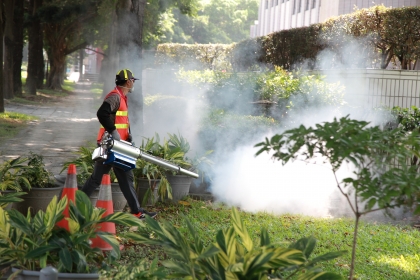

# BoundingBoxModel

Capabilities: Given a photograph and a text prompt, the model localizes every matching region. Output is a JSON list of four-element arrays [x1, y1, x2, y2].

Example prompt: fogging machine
[[92, 134, 199, 178]]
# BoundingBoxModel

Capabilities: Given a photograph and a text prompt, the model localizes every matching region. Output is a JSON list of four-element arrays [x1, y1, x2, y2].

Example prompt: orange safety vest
[[96, 88, 129, 142]]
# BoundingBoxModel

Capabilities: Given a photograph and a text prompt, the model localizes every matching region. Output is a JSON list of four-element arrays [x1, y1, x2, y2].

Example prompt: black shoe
[[135, 210, 157, 220]]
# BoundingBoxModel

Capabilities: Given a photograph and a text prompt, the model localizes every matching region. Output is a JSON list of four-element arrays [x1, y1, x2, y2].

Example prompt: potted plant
[[134, 133, 213, 204], [60, 144, 127, 212], [0, 156, 31, 193], [134, 133, 173, 206], [0, 192, 25, 280], [163, 133, 196, 203], [12, 152, 64, 215], [134, 133, 190, 205], [0, 191, 141, 280], [186, 149, 214, 200]]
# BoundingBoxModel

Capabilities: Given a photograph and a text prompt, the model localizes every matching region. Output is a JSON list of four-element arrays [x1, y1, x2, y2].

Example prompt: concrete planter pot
[[165, 174, 193, 203], [11, 185, 64, 215], [11, 268, 99, 280], [189, 178, 213, 201], [84, 183, 127, 212], [0, 264, 12, 280], [136, 178, 160, 206]]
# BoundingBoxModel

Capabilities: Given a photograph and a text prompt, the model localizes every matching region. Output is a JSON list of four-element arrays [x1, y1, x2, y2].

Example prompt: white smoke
[[211, 144, 337, 217], [124, 34, 398, 219]]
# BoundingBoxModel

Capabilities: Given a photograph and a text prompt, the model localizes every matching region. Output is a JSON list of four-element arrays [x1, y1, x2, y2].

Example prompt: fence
[[310, 69, 420, 109]]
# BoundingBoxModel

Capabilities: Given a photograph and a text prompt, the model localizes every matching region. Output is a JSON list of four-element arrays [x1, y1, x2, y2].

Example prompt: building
[[250, 0, 420, 38]]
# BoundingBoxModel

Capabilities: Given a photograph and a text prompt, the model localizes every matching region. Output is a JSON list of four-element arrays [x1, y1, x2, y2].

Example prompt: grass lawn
[[0, 112, 38, 145], [110, 199, 420, 280]]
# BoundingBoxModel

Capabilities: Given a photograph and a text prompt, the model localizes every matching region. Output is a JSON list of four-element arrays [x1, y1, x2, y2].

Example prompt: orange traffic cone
[[91, 174, 116, 251], [56, 164, 78, 231]]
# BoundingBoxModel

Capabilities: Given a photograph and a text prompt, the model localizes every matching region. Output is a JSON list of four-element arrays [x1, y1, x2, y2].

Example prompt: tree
[[351, 5, 393, 69], [0, 0, 5, 112], [156, 0, 259, 45], [12, 0, 24, 97], [205, 0, 258, 43], [26, 0, 45, 95], [384, 7, 420, 70], [3, 0, 14, 99], [255, 116, 420, 279], [39, 0, 103, 89]]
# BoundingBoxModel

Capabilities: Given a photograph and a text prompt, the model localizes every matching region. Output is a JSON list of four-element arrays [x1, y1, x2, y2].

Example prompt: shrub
[[178, 68, 345, 119], [256, 68, 345, 108], [19, 152, 54, 188], [198, 109, 278, 153], [155, 43, 234, 71], [127, 207, 345, 279], [255, 116, 420, 278]]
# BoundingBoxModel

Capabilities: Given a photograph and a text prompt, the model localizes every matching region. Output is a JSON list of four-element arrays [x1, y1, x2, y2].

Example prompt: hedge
[[156, 5, 420, 71]]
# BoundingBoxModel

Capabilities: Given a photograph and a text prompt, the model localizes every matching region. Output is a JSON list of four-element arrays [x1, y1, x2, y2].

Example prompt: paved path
[[0, 83, 99, 176]]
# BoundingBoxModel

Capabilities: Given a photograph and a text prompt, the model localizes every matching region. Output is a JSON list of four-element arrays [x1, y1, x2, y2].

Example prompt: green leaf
[[310, 251, 347, 264], [26, 245, 57, 259], [59, 246, 73, 272], [290, 236, 317, 259], [96, 232, 121, 259], [7, 210, 33, 236], [230, 207, 253, 252], [260, 228, 270, 247]]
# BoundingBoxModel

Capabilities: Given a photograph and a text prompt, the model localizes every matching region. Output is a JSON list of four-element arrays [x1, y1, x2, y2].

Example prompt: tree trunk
[[0, 0, 5, 112], [3, 0, 14, 99], [130, 0, 146, 134], [116, 0, 131, 66], [12, 0, 24, 97], [349, 214, 360, 280], [380, 48, 393, 69], [79, 48, 84, 81], [44, 22, 67, 90], [101, 11, 118, 97], [402, 59, 408, 70], [115, 0, 145, 133], [27, 0, 44, 95], [46, 47, 66, 89]]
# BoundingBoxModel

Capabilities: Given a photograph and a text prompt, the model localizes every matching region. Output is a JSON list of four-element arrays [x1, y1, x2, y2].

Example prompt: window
[[306, 0, 309, 10], [298, 0, 302, 13], [312, 0, 316, 9], [275, 0, 279, 5], [293, 0, 296, 14], [265, 0, 268, 9]]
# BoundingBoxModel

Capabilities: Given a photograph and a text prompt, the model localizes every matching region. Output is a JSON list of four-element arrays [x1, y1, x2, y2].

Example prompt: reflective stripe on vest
[[116, 111, 128, 116], [100, 124, 129, 129]]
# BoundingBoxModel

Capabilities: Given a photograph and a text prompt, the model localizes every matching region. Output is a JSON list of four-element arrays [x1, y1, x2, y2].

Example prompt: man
[[82, 69, 157, 219]]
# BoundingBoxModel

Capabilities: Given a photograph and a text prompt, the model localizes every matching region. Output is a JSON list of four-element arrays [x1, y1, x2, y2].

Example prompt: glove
[[111, 129, 121, 141], [127, 133, 133, 143]]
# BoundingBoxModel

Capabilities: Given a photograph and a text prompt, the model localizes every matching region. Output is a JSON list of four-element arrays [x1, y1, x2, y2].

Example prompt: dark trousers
[[81, 161, 142, 214]]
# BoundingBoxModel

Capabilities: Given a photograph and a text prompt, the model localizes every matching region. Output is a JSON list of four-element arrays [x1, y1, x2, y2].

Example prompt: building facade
[[250, 0, 420, 38]]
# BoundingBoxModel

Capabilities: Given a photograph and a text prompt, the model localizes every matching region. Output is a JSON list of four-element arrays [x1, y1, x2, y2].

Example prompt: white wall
[[253, 0, 420, 38]]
